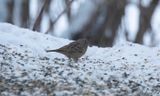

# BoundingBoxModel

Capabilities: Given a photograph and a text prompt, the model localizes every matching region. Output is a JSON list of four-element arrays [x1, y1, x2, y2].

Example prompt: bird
[[46, 39, 89, 62]]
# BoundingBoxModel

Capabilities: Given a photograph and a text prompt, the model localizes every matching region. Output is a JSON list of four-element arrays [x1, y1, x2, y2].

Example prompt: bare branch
[[45, 0, 75, 34], [32, 0, 50, 32]]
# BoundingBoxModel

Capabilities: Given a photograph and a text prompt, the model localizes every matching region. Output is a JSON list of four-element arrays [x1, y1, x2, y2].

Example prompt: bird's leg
[[68, 58, 77, 67], [68, 57, 72, 66], [68, 58, 79, 68], [73, 58, 78, 63], [68, 58, 72, 63]]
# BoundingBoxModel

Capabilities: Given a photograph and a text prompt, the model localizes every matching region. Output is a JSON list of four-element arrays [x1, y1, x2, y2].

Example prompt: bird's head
[[77, 39, 89, 47]]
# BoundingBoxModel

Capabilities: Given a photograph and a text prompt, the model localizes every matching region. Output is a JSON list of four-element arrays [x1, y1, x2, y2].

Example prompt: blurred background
[[0, 0, 160, 47]]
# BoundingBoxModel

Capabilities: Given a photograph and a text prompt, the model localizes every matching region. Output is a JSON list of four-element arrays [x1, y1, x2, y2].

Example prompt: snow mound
[[0, 23, 160, 96]]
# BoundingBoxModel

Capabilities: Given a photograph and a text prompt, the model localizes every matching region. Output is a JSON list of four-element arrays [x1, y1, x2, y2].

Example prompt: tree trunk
[[6, 0, 14, 23], [135, 0, 158, 44], [21, 0, 29, 28]]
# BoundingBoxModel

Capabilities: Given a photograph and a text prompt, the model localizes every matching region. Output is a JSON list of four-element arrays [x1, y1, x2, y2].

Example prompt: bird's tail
[[46, 49, 57, 52]]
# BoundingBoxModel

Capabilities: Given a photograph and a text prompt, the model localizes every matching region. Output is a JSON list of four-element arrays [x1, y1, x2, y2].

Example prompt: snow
[[0, 23, 160, 96]]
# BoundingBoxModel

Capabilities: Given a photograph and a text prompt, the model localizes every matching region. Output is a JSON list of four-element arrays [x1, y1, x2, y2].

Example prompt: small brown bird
[[46, 39, 89, 62]]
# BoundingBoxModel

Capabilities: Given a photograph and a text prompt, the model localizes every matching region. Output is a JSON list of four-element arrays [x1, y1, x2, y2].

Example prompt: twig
[[45, 0, 75, 34], [32, 0, 50, 31]]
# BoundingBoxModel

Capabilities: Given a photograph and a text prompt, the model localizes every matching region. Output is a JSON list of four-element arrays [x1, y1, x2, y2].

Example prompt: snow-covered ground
[[0, 23, 160, 96]]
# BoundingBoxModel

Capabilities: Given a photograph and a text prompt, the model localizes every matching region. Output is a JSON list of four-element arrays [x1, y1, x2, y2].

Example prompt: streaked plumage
[[46, 39, 89, 62]]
